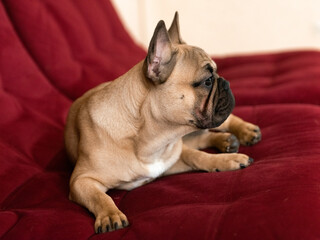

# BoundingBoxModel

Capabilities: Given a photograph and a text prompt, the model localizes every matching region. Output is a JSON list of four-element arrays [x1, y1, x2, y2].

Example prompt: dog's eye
[[192, 76, 214, 88], [204, 77, 213, 87]]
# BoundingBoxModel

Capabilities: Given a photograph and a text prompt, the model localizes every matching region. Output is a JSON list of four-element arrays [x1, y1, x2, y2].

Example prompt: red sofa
[[1, 1, 320, 239]]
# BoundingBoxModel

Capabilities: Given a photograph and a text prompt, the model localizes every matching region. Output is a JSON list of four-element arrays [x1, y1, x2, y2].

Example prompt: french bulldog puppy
[[65, 12, 261, 233]]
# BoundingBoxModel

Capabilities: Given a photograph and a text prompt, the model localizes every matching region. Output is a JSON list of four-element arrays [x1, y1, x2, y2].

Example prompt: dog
[[65, 12, 261, 234]]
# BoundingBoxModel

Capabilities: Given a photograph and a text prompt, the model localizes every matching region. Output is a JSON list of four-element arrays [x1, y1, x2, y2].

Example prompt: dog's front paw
[[234, 122, 261, 146], [221, 133, 240, 153], [211, 153, 253, 172], [95, 210, 129, 233], [207, 131, 240, 153]]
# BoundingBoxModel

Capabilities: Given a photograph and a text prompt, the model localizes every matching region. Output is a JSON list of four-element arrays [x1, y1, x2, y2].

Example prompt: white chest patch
[[146, 160, 167, 178], [117, 157, 178, 191]]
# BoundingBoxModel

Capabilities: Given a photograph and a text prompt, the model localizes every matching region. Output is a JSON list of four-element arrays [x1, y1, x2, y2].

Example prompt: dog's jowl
[[64, 12, 261, 233]]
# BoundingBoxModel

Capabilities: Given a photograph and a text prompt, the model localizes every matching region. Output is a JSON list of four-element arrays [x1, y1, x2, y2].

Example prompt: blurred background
[[111, 0, 320, 56]]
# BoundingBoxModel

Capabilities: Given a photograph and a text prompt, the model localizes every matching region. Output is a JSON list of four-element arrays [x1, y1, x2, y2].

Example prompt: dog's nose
[[218, 77, 230, 91]]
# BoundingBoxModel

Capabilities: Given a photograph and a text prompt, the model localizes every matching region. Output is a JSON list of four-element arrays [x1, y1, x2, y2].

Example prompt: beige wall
[[111, 0, 320, 56]]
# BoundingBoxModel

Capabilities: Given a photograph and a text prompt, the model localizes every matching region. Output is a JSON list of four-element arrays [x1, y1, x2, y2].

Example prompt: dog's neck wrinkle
[[135, 103, 191, 163], [136, 127, 183, 164]]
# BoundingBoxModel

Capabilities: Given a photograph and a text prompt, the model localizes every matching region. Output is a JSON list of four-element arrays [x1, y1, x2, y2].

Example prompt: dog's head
[[144, 12, 235, 129]]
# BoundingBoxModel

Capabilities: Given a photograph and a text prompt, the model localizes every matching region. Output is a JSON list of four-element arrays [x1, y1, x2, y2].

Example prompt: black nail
[[106, 224, 110, 232], [122, 220, 127, 227], [114, 222, 118, 230], [97, 226, 102, 234], [216, 169, 220, 172], [249, 157, 254, 163], [240, 163, 246, 169]]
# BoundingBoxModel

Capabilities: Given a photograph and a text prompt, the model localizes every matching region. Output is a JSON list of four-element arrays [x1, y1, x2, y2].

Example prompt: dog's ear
[[146, 20, 177, 84], [168, 12, 185, 44]]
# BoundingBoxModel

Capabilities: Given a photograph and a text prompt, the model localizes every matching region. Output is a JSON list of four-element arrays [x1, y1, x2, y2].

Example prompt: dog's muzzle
[[213, 77, 235, 126], [194, 76, 235, 129]]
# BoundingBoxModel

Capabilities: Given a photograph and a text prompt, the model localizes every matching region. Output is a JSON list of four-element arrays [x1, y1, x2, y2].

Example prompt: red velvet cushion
[[1, 1, 320, 239]]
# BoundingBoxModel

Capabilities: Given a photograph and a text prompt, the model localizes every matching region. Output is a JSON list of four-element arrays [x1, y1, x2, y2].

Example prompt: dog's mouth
[[192, 102, 233, 129], [191, 77, 235, 129], [215, 94, 234, 116], [213, 98, 234, 126]]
